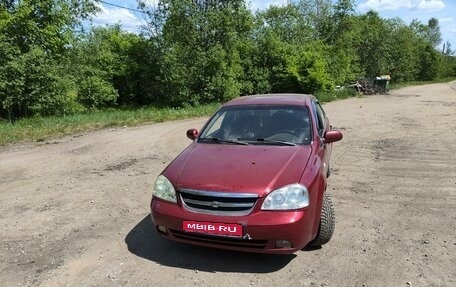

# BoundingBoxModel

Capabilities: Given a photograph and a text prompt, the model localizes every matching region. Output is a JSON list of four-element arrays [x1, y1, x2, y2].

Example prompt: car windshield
[[198, 105, 312, 145]]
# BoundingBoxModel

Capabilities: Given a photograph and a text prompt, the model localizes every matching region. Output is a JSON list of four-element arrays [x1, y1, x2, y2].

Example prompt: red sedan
[[150, 94, 343, 254]]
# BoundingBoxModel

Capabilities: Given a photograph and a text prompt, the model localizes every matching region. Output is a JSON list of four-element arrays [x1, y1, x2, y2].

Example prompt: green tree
[[296, 0, 333, 40], [356, 11, 390, 77], [410, 18, 442, 48], [387, 22, 420, 82], [68, 25, 149, 108], [326, 0, 361, 84], [0, 0, 98, 120], [0, 45, 78, 120], [427, 18, 442, 48], [142, 0, 252, 106], [440, 41, 456, 77], [252, 4, 334, 94], [419, 44, 441, 81], [0, 0, 97, 54]]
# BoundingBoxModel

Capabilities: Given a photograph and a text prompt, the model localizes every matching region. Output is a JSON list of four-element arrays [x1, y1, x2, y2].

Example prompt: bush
[[0, 47, 79, 120], [77, 76, 119, 109]]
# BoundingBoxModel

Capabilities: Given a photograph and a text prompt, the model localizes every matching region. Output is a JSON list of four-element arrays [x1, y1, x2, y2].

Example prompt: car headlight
[[261, 184, 309, 210], [153, 175, 177, 203]]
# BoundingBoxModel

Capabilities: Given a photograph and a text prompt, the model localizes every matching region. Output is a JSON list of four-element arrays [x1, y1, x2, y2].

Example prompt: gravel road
[[1, 82, 455, 287]]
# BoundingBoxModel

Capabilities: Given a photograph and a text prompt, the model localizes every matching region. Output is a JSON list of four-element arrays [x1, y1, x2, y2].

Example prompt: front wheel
[[310, 193, 335, 246]]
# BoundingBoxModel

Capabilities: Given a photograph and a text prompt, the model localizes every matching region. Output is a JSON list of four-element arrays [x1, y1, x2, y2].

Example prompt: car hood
[[163, 143, 312, 197]]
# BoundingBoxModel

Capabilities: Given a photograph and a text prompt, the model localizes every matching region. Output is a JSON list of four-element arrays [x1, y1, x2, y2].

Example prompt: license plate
[[183, 221, 242, 237]]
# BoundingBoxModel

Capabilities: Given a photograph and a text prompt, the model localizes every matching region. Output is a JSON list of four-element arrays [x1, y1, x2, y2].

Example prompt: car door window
[[312, 101, 326, 137], [203, 111, 227, 137]]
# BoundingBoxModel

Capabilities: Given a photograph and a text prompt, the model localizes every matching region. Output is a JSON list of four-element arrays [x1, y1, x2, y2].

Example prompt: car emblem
[[211, 201, 221, 208]]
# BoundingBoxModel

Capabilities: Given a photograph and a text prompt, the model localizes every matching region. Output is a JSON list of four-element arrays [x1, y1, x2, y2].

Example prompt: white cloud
[[92, 3, 143, 32], [439, 17, 454, 23], [415, 0, 445, 11], [358, 0, 445, 12], [358, 0, 413, 11]]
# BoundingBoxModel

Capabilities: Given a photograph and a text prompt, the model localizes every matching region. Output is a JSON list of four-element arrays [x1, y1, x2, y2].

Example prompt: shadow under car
[[125, 215, 303, 273]]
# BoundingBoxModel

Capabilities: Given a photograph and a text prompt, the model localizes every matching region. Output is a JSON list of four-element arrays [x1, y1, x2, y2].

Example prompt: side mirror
[[324, 130, 343, 143], [186, 128, 199, 140]]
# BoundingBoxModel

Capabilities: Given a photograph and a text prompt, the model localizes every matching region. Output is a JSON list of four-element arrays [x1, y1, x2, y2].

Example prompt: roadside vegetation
[[1, 0, 456, 145], [0, 103, 219, 145], [389, 77, 456, 90]]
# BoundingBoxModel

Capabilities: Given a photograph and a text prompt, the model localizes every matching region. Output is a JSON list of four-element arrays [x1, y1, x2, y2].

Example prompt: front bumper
[[151, 198, 316, 254]]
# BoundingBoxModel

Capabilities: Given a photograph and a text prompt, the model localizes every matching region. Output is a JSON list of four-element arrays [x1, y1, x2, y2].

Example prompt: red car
[[151, 94, 343, 254]]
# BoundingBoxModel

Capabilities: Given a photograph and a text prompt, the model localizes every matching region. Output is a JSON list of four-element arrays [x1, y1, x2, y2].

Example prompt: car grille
[[169, 229, 268, 249], [179, 189, 258, 216]]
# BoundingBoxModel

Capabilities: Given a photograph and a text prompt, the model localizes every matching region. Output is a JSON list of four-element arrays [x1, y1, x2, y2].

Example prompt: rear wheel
[[311, 193, 335, 246]]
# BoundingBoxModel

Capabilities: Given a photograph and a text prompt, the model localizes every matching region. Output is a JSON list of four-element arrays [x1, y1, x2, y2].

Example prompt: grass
[[389, 77, 456, 90], [0, 104, 220, 146], [316, 77, 456, 103], [316, 88, 360, 103]]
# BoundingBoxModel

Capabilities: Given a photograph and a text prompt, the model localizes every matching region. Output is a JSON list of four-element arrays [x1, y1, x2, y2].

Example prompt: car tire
[[311, 193, 335, 246]]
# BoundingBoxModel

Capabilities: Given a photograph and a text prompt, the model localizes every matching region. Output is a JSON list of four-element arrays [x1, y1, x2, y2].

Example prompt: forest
[[1, 0, 456, 122]]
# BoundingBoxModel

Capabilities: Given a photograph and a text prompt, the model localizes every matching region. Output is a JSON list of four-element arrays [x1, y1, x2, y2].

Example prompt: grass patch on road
[[0, 104, 220, 146]]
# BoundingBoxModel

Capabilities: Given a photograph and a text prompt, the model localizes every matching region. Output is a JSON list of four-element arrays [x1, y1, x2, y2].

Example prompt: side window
[[202, 111, 227, 137], [315, 103, 326, 136]]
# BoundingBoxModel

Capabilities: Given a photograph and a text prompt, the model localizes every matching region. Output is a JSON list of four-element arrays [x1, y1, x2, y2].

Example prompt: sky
[[92, 0, 456, 49]]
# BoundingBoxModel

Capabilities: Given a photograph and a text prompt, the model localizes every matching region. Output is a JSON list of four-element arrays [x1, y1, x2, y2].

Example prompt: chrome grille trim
[[179, 189, 258, 216], [180, 189, 259, 198], [183, 198, 254, 208]]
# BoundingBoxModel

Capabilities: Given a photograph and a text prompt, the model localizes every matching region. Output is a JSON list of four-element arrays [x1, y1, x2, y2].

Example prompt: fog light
[[157, 225, 168, 234], [275, 240, 292, 248]]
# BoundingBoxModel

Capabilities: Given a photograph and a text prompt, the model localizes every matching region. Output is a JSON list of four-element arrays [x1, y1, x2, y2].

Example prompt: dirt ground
[[1, 82, 455, 287]]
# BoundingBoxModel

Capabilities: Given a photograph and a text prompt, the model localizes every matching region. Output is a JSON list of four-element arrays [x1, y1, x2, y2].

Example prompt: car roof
[[223, 94, 315, 107]]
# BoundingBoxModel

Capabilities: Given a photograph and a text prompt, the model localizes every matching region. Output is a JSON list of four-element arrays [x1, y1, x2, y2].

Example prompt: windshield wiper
[[254, 138, 297, 146], [200, 137, 249, 145]]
